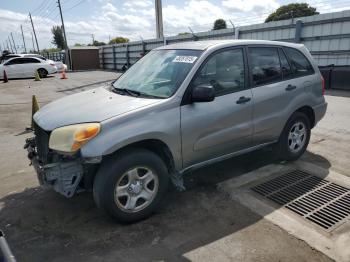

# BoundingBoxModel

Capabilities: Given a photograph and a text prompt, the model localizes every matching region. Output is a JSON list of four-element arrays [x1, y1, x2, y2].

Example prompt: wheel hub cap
[[128, 181, 143, 195], [114, 167, 159, 213], [288, 121, 307, 153]]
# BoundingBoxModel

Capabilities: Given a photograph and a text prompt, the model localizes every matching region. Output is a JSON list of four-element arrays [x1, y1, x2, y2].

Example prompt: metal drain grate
[[252, 170, 350, 231]]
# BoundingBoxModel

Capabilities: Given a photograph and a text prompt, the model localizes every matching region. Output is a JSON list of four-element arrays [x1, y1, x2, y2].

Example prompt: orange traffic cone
[[60, 69, 67, 79], [3, 70, 8, 83]]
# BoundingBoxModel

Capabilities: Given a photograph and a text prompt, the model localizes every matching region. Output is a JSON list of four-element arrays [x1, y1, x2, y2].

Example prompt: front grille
[[252, 170, 350, 231], [33, 122, 50, 164]]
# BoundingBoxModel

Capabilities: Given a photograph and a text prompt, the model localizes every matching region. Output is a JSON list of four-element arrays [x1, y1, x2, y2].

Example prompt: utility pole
[[155, 0, 164, 39], [6, 40, 10, 52], [57, 0, 71, 69], [20, 25, 27, 53], [31, 32, 36, 53], [10, 33, 17, 53], [7, 37, 13, 53], [29, 13, 40, 53], [91, 34, 95, 45]]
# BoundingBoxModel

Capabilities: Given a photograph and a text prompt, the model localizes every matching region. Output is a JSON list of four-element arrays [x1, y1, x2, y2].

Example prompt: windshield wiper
[[112, 87, 140, 97], [112, 87, 164, 99]]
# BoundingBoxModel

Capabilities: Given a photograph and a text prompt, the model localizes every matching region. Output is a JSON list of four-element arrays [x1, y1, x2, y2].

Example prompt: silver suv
[[25, 40, 327, 222]]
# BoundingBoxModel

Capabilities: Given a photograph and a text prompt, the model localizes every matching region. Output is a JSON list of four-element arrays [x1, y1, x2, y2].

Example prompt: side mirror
[[191, 85, 215, 103]]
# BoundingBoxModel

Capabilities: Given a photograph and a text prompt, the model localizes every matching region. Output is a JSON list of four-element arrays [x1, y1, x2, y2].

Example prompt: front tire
[[275, 112, 311, 161], [93, 149, 169, 223], [37, 68, 48, 78]]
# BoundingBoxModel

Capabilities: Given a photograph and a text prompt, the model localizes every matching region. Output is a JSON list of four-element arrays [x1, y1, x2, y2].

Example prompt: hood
[[34, 87, 162, 131]]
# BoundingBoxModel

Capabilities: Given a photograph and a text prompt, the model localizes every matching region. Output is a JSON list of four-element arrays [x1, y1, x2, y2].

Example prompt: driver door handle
[[236, 96, 251, 104], [285, 84, 297, 91]]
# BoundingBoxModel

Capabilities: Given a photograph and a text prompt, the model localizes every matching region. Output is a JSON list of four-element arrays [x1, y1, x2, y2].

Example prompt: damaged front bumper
[[24, 137, 84, 198]]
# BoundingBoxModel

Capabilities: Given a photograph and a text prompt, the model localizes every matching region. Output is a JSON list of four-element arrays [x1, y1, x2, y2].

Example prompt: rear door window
[[6, 58, 22, 65], [283, 47, 314, 77], [248, 47, 282, 86], [21, 58, 40, 64]]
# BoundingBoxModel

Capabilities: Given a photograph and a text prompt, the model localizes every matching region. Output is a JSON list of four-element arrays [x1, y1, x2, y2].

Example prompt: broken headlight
[[49, 123, 100, 153]]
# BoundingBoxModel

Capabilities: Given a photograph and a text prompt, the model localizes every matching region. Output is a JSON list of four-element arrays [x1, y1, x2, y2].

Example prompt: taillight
[[321, 75, 325, 95]]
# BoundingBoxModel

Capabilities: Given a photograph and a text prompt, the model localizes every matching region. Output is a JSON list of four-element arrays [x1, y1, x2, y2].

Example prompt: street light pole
[[155, 0, 164, 39]]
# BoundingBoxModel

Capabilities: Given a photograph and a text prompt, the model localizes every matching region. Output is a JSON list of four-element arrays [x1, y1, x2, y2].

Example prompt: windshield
[[112, 49, 202, 98]]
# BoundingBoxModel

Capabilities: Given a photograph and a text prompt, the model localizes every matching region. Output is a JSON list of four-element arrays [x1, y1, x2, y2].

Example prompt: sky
[[0, 0, 349, 51]]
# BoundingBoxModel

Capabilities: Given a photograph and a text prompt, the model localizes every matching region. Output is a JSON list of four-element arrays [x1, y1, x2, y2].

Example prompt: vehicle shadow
[[0, 148, 331, 262]]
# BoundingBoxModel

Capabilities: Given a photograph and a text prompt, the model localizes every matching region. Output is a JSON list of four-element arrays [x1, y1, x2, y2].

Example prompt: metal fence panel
[[57, 10, 350, 70]]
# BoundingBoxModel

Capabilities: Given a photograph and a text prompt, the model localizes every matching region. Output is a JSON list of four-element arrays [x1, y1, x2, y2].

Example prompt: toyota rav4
[[25, 40, 327, 222]]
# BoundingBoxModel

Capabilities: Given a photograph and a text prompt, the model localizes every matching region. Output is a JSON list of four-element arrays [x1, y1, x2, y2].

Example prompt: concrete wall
[[99, 10, 350, 70]]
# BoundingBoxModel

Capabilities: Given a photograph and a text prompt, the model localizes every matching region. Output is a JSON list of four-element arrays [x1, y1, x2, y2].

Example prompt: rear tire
[[93, 149, 169, 223], [275, 112, 311, 161], [37, 68, 48, 78]]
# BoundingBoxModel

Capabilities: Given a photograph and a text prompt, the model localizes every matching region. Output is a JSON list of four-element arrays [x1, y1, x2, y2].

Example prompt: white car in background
[[0, 57, 57, 79], [23, 54, 67, 72], [2, 53, 67, 72]]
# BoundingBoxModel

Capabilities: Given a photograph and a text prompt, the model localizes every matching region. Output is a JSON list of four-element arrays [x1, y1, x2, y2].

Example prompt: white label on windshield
[[173, 56, 197, 63]]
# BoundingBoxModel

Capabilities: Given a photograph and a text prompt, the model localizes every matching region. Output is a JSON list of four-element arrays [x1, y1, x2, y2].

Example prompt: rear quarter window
[[283, 47, 314, 77]]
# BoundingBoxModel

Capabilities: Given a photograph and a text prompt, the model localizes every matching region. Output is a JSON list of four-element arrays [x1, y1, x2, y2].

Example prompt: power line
[[33, 3, 59, 24], [63, 0, 87, 12], [30, 0, 50, 14], [32, 0, 56, 17]]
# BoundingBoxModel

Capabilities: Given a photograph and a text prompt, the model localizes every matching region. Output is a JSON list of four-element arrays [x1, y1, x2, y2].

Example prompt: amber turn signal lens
[[71, 124, 100, 151], [74, 125, 100, 142]]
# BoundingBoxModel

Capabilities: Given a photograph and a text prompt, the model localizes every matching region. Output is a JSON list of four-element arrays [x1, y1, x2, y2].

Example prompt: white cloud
[[222, 0, 279, 13], [123, 0, 153, 9], [163, 0, 228, 33], [0, 0, 348, 51], [101, 2, 118, 12]]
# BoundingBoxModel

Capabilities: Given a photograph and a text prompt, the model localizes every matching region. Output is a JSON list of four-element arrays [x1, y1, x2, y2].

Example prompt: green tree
[[88, 40, 106, 46], [177, 32, 190, 36], [213, 19, 227, 30], [42, 47, 61, 53], [109, 37, 129, 44], [74, 43, 85, 47], [51, 26, 65, 49], [265, 3, 319, 22]]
